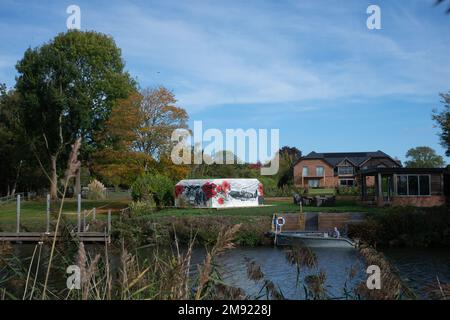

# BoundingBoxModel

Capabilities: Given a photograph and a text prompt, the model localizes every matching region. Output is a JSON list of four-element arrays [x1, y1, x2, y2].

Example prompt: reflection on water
[[3, 244, 450, 300], [188, 247, 366, 300], [383, 248, 450, 298]]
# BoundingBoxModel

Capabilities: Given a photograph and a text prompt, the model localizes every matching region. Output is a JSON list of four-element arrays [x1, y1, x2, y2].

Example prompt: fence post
[[77, 194, 81, 233], [93, 207, 96, 221], [107, 209, 111, 234], [16, 194, 21, 233], [77, 194, 81, 216], [46, 194, 50, 233]]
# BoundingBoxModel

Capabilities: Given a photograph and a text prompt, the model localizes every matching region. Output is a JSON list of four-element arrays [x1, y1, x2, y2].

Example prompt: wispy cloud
[[71, 0, 450, 113], [0, 0, 449, 161]]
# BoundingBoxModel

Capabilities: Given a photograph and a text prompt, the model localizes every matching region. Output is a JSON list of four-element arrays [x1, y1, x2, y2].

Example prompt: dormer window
[[338, 166, 353, 175]]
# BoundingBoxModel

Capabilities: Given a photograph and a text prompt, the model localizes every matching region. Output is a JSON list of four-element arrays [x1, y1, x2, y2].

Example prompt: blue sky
[[1, 0, 450, 163]]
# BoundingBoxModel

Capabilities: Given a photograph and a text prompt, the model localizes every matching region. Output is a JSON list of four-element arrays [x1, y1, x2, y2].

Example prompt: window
[[397, 176, 407, 195], [396, 175, 430, 196], [338, 166, 353, 175], [340, 179, 355, 186], [308, 179, 320, 188], [419, 175, 430, 196], [316, 166, 324, 176], [408, 176, 419, 196], [302, 167, 309, 177]]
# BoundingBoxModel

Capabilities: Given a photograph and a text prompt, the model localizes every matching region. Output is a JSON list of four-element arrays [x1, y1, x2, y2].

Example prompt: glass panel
[[302, 167, 308, 177], [348, 180, 355, 186], [408, 175, 419, 196], [308, 179, 320, 188], [397, 176, 407, 195], [338, 166, 353, 175], [419, 175, 430, 196], [316, 166, 324, 176]]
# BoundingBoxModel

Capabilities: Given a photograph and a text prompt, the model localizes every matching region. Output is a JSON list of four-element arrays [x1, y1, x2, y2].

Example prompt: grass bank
[[112, 199, 375, 247], [0, 198, 129, 232]]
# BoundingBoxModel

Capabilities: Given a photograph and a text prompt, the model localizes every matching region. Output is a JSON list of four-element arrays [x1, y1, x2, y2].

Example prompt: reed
[[195, 224, 242, 300], [424, 277, 450, 300], [356, 245, 415, 300]]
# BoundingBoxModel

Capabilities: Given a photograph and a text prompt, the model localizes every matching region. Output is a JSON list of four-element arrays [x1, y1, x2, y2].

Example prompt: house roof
[[359, 167, 445, 175], [297, 151, 401, 168]]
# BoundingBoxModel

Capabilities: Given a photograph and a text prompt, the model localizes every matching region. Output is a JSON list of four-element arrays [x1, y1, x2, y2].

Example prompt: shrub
[[87, 179, 106, 200], [131, 173, 174, 208], [129, 199, 155, 216], [336, 186, 359, 195]]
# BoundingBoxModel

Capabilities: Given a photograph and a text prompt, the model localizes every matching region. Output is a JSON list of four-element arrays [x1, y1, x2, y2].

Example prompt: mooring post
[[46, 194, 50, 233], [83, 210, 86, 232], [107, 209, 111, 234], [16, 194, 21, 233], [93, 207, 96, 221]]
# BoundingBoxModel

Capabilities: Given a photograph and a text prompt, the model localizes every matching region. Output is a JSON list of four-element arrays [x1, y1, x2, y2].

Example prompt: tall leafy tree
[[0, 85, 22, 195], [277, 146, 302, 187], [405, 146, 445, 168], [15, 31, 135, 198], [433, 92, 450, 157]]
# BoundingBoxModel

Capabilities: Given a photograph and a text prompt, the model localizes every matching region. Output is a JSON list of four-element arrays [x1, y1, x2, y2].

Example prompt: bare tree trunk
[[50, 155, 58, 199]]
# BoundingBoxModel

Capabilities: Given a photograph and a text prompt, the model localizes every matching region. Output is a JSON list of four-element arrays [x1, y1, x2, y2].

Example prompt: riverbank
[[113, 215, 274, 247], [348, 205, 450, 248]]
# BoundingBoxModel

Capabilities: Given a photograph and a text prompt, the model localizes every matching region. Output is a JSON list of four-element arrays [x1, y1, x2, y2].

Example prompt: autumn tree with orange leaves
[[92, 87, 190, 187]]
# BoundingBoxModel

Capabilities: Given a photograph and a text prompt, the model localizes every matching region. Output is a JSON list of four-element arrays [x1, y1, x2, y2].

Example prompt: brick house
[[293, 151, 401, 188]]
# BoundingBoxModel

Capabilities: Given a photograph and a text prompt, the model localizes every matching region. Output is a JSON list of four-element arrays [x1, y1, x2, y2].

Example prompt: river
[[2, 244, 449, 299]]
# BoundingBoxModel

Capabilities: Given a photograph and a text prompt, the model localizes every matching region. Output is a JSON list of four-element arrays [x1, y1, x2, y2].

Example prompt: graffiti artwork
[[174, 179, 263, 208]]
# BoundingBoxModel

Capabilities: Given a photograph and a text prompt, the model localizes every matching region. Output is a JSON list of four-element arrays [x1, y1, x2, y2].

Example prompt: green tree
[[0, 85, 22, 195], [404, 146, 445, 168], [276, 146, 302, 187], [433, 92, 450, 157], [0, 85, 45, 196], [131, 173, 174, 208], [15, 31, 135, 198]]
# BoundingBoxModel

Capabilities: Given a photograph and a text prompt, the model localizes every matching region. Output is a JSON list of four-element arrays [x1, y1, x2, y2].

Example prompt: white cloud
[[2, 0, 450, 112]]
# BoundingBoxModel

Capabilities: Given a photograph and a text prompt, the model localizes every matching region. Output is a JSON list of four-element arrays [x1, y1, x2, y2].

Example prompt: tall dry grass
[[356, 245, 415, 300], [0, 223, 246, 300]]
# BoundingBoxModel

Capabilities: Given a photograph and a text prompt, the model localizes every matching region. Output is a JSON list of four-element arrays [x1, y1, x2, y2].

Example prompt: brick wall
[[317, 213, 352, 232], [391, 196, 446, 207], [293, 159, 337, 188]]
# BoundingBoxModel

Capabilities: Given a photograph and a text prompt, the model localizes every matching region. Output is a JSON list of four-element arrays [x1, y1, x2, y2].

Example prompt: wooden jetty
[[0, 231, 110, 243], [0, 194, 114, 244]]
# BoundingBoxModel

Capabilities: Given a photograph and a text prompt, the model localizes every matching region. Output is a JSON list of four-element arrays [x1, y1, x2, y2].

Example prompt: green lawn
[[149, 199, 372, 219], [0, 196, 378, 231], [0, 198, 129, 232]]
